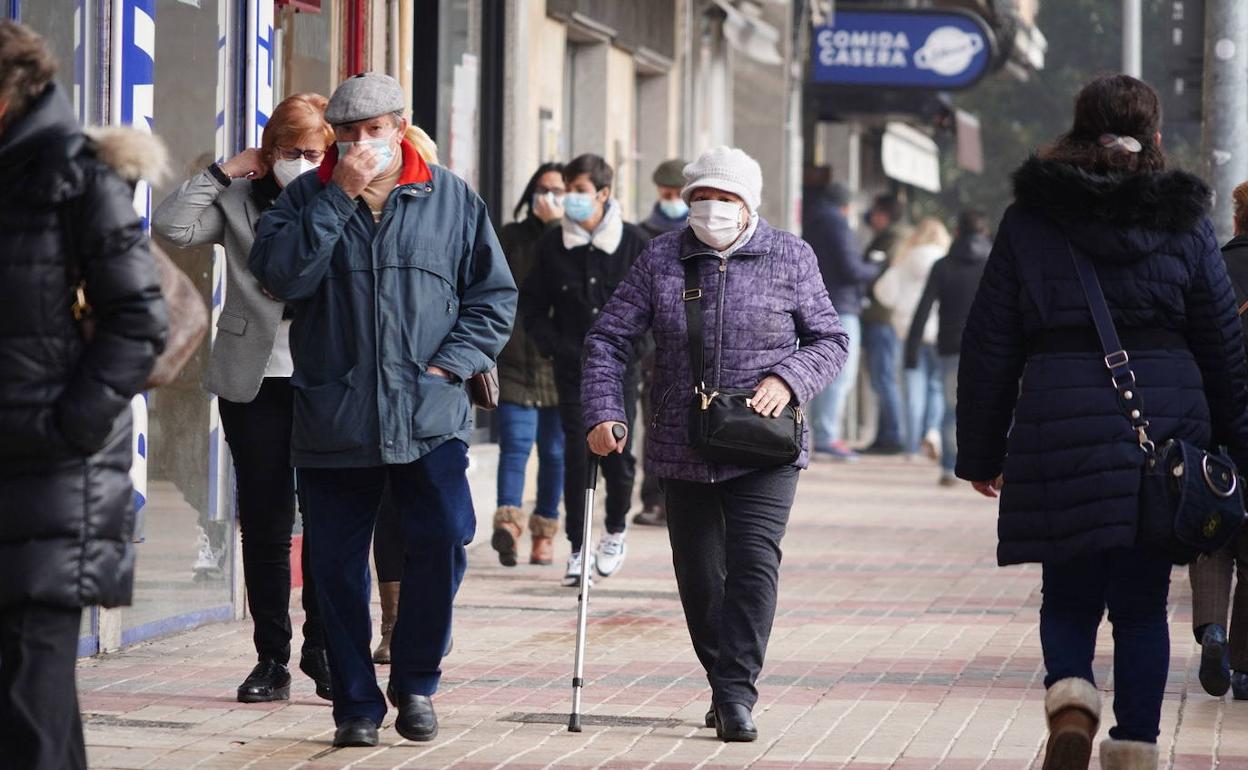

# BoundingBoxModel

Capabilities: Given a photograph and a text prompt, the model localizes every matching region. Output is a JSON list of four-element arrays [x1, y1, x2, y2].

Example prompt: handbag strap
[[1066, 239, 1154, 452], [682, 259, 707, 391]]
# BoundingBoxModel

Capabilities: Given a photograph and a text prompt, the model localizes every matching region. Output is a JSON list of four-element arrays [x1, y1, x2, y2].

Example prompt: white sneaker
[[562, 551, 594, 587], [595, 531, 627, 577], [192, 526, 224, 581]]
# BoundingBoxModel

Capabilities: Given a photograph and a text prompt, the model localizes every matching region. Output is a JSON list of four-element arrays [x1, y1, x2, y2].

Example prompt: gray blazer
[[152, 170, 282, 403]]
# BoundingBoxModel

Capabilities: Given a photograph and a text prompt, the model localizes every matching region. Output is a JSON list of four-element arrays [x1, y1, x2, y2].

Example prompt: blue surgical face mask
[[563, 191, 596, 223], [336, 132, 397, 175], [659, 198, 689, 220]]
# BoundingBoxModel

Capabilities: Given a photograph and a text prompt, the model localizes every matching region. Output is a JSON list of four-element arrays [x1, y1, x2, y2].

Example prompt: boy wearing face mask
[[250, 73, 516, 749], [519, 154, 649, 587]]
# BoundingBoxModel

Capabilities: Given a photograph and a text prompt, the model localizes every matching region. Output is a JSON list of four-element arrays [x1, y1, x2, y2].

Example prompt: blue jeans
[[903, 343, 943, 455], [496, 402, 565, 519], [298, 440, 475, 726], [939, 354, 959, 473], [1040, 549, 1172, 743], [863, 321, 904, 447], [810, 313, 860, 447]]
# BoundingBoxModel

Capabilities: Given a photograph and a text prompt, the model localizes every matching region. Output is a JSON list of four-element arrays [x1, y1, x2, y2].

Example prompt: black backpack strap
[[682, 258, 706, 390], [1066, 239, 1153, 451]]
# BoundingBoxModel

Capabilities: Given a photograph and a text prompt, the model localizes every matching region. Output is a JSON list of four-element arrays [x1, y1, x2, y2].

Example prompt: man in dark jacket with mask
[[0, 22, 167, 770], [861, 193, 910, 454], [802, 173, 878, 460], [905, 209, 990, 485]]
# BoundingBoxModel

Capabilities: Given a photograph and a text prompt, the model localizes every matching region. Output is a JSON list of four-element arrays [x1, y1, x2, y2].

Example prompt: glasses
[[277, 146, 325, 163], [536, 186, 566, 196]]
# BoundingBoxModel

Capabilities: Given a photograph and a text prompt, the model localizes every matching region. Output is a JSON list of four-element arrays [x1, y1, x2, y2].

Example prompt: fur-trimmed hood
[[84, 125, 169, 185], [1012, 155, 1213, 262]]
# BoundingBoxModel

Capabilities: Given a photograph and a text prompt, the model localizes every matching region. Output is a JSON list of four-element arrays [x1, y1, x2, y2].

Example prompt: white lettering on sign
[[816, 28, 910, 69]]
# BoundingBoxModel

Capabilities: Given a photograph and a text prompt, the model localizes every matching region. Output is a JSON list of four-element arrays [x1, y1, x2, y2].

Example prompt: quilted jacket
[[958, 155, 1248, 565], [582, 219, 848, 483]]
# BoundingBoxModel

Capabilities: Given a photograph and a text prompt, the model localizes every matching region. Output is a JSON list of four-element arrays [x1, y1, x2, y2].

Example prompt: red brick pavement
[[77, 456, 1238, 768]]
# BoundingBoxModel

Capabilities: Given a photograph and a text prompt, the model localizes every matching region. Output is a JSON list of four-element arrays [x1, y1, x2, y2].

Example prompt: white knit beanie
[[681, 146, 763, 213]]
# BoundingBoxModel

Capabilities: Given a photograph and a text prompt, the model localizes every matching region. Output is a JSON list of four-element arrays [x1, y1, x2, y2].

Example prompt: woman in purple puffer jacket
[[582, 146, 848, 743]]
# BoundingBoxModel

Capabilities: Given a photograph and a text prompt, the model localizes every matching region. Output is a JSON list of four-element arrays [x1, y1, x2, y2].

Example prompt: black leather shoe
[[237, 660, 291, 703], [1201, 624, 1232, 696], [299, 648, 333, 701], [333, 717, 379, 747], [704, 708, 715, 728], [714, 703, 758, 742], [387, 684, 438, 741]]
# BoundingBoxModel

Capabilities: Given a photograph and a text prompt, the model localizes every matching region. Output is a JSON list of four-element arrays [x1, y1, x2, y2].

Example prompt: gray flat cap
[[325, 72, 405, 125]]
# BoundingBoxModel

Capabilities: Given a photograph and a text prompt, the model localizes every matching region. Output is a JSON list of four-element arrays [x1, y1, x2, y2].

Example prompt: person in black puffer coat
[[0, 22, 167, 770], [958, 75, 1248, 769]]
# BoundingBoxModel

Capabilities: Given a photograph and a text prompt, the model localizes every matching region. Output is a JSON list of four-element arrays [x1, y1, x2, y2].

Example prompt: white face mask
[[273, 157, 319, 188], [689, 200, 746, 250], [336, 131, 397, 175]]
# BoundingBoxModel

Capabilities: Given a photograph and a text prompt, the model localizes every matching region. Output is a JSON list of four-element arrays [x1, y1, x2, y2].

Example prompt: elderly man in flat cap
[[250, 73, 516, 748]]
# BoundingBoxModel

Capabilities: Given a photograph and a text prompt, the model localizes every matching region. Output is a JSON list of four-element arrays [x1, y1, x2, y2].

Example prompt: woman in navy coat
[[958, 75, 1248, 770]]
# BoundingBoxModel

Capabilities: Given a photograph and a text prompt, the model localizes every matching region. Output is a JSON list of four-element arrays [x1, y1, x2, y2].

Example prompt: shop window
[[276, 3, 333, 99], [20, 0, 99, 122]]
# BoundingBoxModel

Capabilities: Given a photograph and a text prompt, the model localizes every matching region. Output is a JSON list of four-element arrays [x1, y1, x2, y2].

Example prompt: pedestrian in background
[[958, 75, 1248, 769], [582, 146, 848, 742], [875, 216, 951, 463], [1188, 179, 1248, 701], [490, 162, 567, 567], [860, 194, 910, 455], [636, 157, 690, 527], [904, 210, 990, 486], [0, 21, 167, 770], [802, 171, 876, 461], [153, 91, 336, 704], [250, 72, 516, 748], [519, 153, 648, 587]]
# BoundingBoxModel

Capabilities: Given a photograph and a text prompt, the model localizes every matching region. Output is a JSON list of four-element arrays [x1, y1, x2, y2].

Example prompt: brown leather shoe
[[1043, 678, 1101, 770], [372, 581, 400, 664], [491, 506, 526, 567], [529, 515, 558, 565]]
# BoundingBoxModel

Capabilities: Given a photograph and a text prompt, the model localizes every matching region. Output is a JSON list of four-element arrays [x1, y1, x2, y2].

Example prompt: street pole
[[1122, 0, 1141, 77], [1201, 0, 1248, 243]]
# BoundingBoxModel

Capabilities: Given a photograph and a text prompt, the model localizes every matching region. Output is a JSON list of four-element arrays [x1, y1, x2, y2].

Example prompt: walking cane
[[568, 423, 627, 732]]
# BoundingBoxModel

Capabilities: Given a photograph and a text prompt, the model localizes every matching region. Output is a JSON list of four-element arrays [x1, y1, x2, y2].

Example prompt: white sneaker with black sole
[[562, 551, 594, 587], [595, 531, 627, 577]]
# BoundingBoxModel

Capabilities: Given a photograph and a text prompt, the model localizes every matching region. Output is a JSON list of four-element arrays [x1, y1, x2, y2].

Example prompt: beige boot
[[1042, 678, 1101, 770], [1099, 739, 1158, 770], [371, 581, 400, 664], [491, 506, 527, 567], [529, 515, 559, 565]]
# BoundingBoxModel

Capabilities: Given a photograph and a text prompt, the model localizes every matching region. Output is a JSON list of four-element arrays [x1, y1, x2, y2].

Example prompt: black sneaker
[[237, 659, 291, 703], [299, 647, 332, 701], [860, 442, 905, 456], [1200, 624, 1231, 696]]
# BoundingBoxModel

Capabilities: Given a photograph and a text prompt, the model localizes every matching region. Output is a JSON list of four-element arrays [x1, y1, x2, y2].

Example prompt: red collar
[[316, 137, 433, 186]]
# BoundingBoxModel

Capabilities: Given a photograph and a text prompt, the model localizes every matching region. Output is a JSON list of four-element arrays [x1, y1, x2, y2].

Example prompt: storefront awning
[[881, 122, 941, 193]]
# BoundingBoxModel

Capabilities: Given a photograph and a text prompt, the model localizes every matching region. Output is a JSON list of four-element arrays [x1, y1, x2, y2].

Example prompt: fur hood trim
[[1012, 155, 1210, 233], [84, 126, 169, 185]]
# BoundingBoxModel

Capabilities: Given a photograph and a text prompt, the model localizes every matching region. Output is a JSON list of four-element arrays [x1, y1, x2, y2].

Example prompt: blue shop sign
[[812, 9, 994, 90]]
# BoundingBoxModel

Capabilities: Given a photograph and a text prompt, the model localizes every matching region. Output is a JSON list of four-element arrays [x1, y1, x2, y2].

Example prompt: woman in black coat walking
[[0, 22, 167, 770], [958, 75, 1248, 770]]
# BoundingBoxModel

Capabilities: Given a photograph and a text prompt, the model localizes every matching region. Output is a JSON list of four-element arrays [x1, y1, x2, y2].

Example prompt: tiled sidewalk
[[80, 456, 1240, 769]]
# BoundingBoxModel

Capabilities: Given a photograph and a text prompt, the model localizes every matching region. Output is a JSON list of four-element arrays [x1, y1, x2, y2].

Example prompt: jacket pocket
[[411, 369, 470, 439], [216, 312, 248, 336], [291, 366, 367, 453]]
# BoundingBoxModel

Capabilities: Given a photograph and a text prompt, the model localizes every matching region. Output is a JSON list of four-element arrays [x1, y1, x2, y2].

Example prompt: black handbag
[[1068, 239, 1246, 565], [682, 259, 802, 468]]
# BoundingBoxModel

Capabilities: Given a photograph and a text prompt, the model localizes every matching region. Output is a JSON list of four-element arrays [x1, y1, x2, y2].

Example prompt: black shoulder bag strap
[[1066, 239, 1153, 452], [682, 258, 707, 393]]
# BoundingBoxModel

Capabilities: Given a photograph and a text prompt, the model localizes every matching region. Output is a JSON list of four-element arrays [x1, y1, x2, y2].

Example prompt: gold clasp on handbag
[[71, 282, 91, 320], [697, 387, 718, 410]]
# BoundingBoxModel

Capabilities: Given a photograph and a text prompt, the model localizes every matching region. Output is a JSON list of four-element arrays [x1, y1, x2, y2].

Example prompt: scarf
[[562, 198, 624, 254]]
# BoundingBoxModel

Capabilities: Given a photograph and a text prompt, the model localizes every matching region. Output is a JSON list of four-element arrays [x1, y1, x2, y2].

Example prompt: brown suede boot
[[1042, 677, 1101, 770], [491, 506, 526, 567], [1099, 739, 1158, 770], [529, 515, 559, 565], [372, 581, 400, 664]]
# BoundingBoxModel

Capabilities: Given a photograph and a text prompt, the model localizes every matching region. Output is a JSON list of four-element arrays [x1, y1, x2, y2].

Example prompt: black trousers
[[559, 376, 639, 552], [665, 465, 799, 709], [373, 480, 404, 583], [219, 377, 323, 663], [0, 603, 86, 770]]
